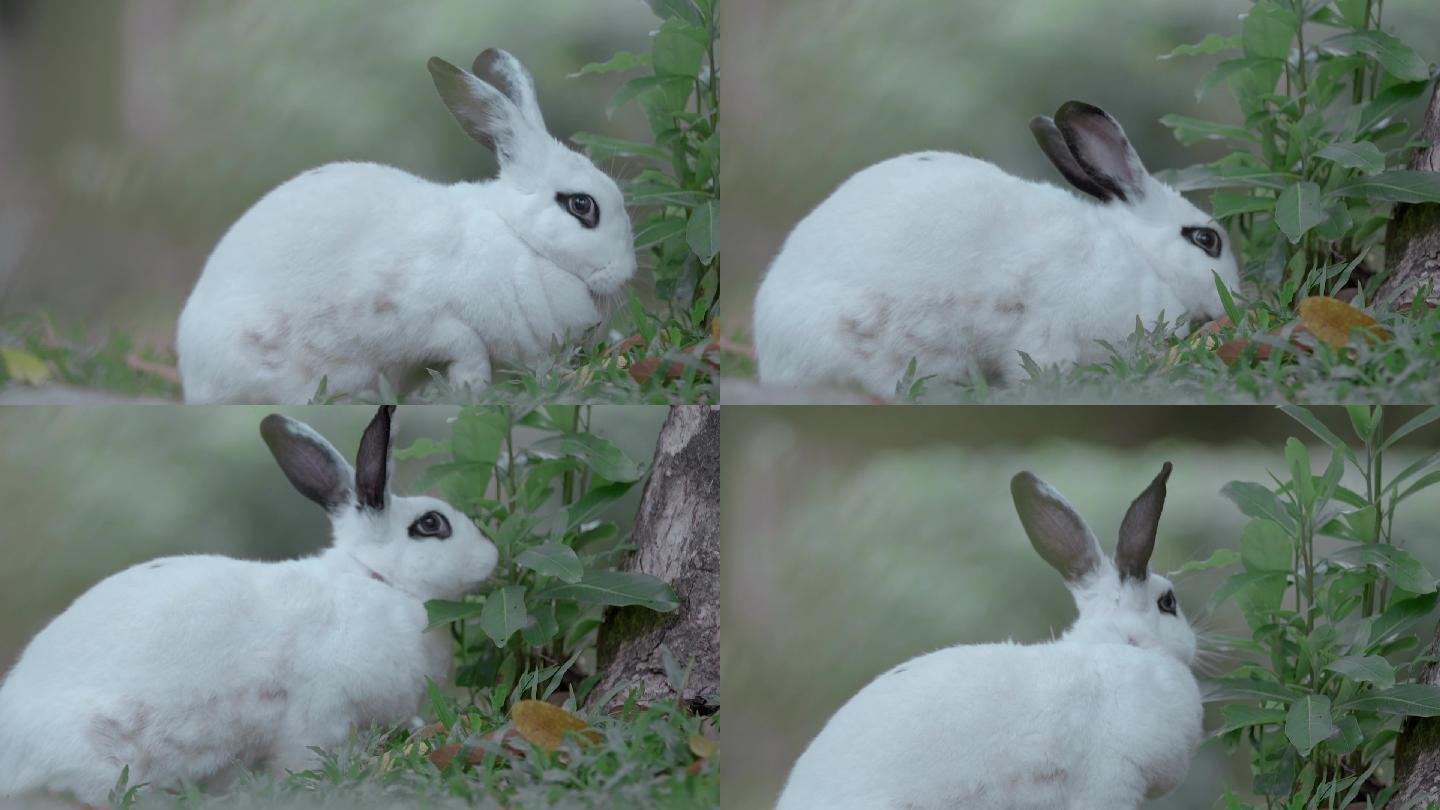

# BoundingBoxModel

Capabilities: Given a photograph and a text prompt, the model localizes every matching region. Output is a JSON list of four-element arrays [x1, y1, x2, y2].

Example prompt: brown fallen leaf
[[428, 742, 488, 771], [1297, 296, 1391, 349], [512, 700, 602, 751], [688, 733, 718, 759], [627, 342, 720, 385]]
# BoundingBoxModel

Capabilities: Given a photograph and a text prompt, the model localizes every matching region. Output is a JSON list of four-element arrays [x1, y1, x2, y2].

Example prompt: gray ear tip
[[427, 57, 462, 77], [259, 413, 292, 443], [1010, 471, 1043, 501], [1155, 461, 1174, 486], [1028, 116, 1056, 134], [1057, 100, 1109, 120]]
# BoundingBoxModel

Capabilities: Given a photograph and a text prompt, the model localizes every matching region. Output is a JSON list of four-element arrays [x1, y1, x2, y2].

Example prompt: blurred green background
[[0, 0, 658, 348], [721, 406, 1440, 809], [0, 405, 667, 674], [720, 0, 1440, 336]]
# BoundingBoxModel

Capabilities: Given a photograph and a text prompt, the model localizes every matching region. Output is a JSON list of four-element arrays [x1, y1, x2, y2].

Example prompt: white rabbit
[[776, 463, 1203, 810], [753, 101, 1241, 395], [177, 48, 637, 403], [0, 406, 498, 803]]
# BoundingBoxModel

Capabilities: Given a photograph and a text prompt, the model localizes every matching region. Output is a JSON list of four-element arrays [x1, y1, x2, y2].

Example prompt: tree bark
[[1378, 82, 1440, 308], [594, 406, 720, 713], [1395, 631, 1440, 805]]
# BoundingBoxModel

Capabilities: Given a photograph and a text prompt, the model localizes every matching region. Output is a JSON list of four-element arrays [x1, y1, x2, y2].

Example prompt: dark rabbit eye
[[557, 192, 600, 229], [1157, 590, 1178, 616], [1182, 226, 1221, 259], [409, 511, 451, 540]]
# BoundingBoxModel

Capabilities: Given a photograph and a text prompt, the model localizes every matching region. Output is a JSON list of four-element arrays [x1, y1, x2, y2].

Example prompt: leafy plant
[[397, 406, 678, 712], [574, 0, 720, 348], [1191, 406, 1440, 807], [1159, 0, 1438, 306]]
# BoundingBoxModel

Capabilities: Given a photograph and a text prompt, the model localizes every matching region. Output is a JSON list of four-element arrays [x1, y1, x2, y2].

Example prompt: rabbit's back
[[176, 162, 485, 402], [755, 152, 1104, 393], [777, 640, 1200, 809], [0, 555, 440, 802]]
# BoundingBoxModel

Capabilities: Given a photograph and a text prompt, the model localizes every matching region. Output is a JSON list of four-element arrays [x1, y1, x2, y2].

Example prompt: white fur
[[177, 50, 636, 403], [754, 107, 1241, 395], [0, 409, 497, 803], [776, 472, 1203, 810]]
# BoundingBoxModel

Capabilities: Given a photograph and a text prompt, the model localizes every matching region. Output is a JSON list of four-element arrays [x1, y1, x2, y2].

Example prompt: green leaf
[[1241, 519, 1293, 572], [425, 598, 485, 630], [1280, 406, 1355, 462], [1325, 31, 1433, 82], [1196, 58, 1277, 101], [516, 542, 584, 584], [1284, 438, 1314, 506], [533, 570, 680, 612], [1331, 545, 1437, 594], [1160, 33, 1240, 59], [1210, 571, 1288, 613], [634, 214, 688, 250], [1338, 684, 1440, 717], [1370, 591, 1440, 643], [1160, 114, 1259, 146], [1242, 2, 1299, 61], [1275, 182, 1326, 242], [653, 18, 708, 79], [1210, 191, 1276, 218], [1382, 407, 1440, 451], [1222, 481, 1295, 529], [426, 677, 456, 729], [1359, 81, 1433, 132], [645, 0, 704, 27], [531, 433, 645, 482], [1329, 171, 1440, 204], [1217, 704, 1287, 734], [1315, 141, 1386, 175], [1340, 504, 1378, 543], [1325, 655, 1396, 689], [1286, 694, 1337, 756], [686, 200, 719, 263], [479, 585, 530, 646], [1203, 676, 1302, 703], [566, 480, 637, 531], [1215, 271, 1244, 326], [571, 132, 668, 162], [570, 50, 650, 78], [1170, 547, 1240, 577]]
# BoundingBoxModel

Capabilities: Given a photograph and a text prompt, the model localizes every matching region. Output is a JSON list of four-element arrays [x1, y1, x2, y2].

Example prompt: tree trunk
[[1395, 631, 1440, 805], [1378, 82, 1440, 308], [593, 406, 720, 713]]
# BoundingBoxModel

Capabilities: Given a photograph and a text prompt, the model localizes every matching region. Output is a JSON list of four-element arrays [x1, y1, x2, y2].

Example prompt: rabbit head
[[1010, 462, 1196, 667], [1031, 102, 1240, 327], [261, 406, 498, 601], [428, 49, 636, 299]]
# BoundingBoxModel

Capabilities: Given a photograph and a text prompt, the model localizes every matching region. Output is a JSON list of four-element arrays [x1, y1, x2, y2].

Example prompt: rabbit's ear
[[428, 57, 538, 163], [472, 49, 547, 133], [1116, 462, 1172, 582], [1030, 115, 1113, 202], [1053, 101, 1149, 204], [261, 414, 355, 512], [354, 405, 396, 512], [1011, 472, 1103, 582]]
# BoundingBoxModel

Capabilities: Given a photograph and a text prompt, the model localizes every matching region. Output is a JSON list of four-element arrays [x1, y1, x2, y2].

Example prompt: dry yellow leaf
[[511, 700, 601, 751], [688, 733, 718, 759], [1297, 296, 1390, 349], [0, 348, 51, 386]]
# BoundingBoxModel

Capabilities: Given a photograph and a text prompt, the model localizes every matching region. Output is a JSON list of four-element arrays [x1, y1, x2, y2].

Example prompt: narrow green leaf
[[1160, 114, 1259, 146], [1275, 182, 1326, 242], [1370, 592, 1440, 643], [516, 542, 584, 584], [686, 200, 719, 262], [1170, 547, 1241, 577], [1338, 684, 1440, 717], [424, 598, 485, 631], [1280, 406, 1355, 462], [1202, 676, 1303, 703], [534, 570, 680, 612], [531, 433, 645, 482], [1325, 31, 1433, 82], [1382, 407, 1440, 451], [1315, 142, 1386, 175], [1285, 694, 1336, 755], [1241, 519, 1293, 572], [1222, 481, 1296, 529], [479, 585, 530, 646], [1325, 655, 1396, 689], [1329, 171, 1440, 204], [1210, 191, 1276, 218], [1160, 33, 1241, 59], [1242, 2, 1299, 61], [1217, 704, 1287, 734]]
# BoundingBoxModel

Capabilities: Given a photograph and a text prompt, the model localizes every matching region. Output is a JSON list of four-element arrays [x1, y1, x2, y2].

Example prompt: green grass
[[722, 298, 1440, 404], [0, 311, 715, 404], [101, 694, 717, 810]]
